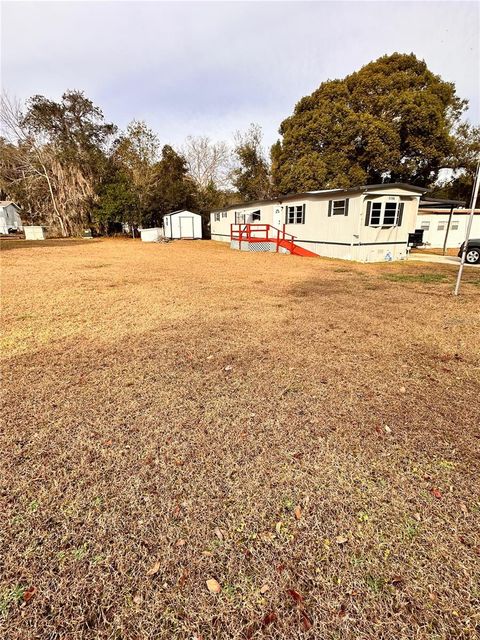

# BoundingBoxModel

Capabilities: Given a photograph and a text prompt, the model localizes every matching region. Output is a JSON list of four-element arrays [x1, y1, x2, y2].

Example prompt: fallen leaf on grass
[[335, 535, 348, 545], [260, 584, 269, 594], [294, 505, 302, 520], [23, 586, 36, 602], [146, 561, 160, 576], [460, 503, 468, 515], [206, 578, 221, 594], [176, 538, 186, 547], [213, 527, 223, 541], [389, 575, 404, 587], [133, 594, 142, 605], [286, 588, 303, 604], [224, 365, 233, 371], [430, 487, 442, 499], [262, 611, 277, 626], [178, 568, 189, 588], [300, 611, 313, 630]]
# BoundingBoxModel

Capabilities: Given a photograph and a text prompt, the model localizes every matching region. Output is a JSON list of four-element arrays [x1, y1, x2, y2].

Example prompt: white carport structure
[[163, 210, 202, 239]]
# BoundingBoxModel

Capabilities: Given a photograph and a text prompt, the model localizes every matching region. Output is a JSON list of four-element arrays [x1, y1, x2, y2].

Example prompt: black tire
[[465, 248, 480, 264]]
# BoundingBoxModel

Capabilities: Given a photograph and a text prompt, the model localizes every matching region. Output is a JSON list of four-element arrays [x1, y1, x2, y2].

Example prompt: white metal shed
[[163, 210, 202, 240]]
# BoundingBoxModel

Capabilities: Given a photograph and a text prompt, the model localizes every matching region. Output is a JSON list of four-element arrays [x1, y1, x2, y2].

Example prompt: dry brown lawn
[[1, 238, 479, 640]]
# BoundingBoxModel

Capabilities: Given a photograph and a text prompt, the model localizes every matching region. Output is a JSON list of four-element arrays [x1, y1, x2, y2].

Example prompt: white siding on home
[[416, 210, 480, 248], [210, 185, 422, 262]]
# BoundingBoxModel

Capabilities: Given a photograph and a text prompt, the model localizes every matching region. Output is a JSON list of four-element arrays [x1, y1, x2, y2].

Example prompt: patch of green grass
[[72, 543, 89, 561], [365, 574, 385, 594], [384, 273, 448, 284], [0, 585, 26, 618]]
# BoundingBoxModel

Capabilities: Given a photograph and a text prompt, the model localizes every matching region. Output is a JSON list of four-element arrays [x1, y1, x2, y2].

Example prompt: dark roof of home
[[211, 183, 427, 213], [418, 196, 467, 209]]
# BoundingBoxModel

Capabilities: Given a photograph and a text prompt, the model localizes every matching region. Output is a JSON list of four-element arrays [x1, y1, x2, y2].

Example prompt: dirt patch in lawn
[[1, 239, 479, 639]]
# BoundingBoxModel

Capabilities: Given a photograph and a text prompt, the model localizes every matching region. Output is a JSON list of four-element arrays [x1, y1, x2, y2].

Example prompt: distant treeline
[[1, 53, 478, 236]]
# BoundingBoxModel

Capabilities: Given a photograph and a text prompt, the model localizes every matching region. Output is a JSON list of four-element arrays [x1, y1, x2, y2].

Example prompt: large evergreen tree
[[272, 53, 467, 194]]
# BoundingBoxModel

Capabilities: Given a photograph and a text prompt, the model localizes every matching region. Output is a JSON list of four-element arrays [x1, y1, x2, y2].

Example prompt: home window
[[366, 201, 402, 227], [235, 211, 246, 224], [451, 221, 459, 231], [437, 221, 446, 231], [332, 199, 347, 215], [286, 204, 305, 224], [383, 202, 398, 226], [165, 218, 169, 226], [251, 210, 261, 222], [214, 213, 220, 222], [370, 202, 382, 226], [420, 221, 430, 231], [221, 212, 228, 218]]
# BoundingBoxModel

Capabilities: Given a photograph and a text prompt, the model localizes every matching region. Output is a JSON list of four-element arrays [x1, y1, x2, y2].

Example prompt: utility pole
[[454, 159, 480, 296]]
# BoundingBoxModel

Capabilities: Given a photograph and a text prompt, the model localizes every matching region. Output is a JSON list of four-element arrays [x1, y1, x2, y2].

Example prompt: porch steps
[[277, 238, 317, 257], [230, 224, 318, 258]]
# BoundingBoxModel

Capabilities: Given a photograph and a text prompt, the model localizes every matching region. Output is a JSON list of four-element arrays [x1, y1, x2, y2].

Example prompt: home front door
[[273, 205, 283, 228]]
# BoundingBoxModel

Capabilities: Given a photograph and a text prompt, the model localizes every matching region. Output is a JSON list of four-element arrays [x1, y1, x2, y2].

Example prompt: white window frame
[[214, 213, 220, 222], [221, 212, 228, 218], [420, 221, 430, 231], [165, 217, 169, 226], [285, 204, 305, 224], [368, 201, 400, 227], [332, 199, 347, 215], [437, 221, 446, 231], [451, 221, 459, 231]]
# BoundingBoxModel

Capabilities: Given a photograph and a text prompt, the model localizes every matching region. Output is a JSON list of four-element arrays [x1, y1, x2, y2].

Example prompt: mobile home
[[210, 183, 426, 262]]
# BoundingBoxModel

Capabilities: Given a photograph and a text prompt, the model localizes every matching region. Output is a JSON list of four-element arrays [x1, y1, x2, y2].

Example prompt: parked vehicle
[[458, 239, 480, 264]]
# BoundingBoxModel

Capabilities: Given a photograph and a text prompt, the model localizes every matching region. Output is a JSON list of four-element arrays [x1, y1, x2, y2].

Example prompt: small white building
[[24, 226, 46, 240], [210, 183, 426, 262], [163, 210, 202, 240], [140, 227, 164, 242], [0, 201, 23, 234], [416, 206, 480, 249]]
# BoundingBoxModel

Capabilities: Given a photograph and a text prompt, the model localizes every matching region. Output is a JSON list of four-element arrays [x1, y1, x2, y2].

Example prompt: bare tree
[[1, 94, 68, 235], [1, 91, 115, 236], [181, 135, 232, 190]]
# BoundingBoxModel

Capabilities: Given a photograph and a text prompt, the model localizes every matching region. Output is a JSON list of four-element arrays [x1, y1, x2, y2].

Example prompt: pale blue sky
[[2, 1, 479, 150]]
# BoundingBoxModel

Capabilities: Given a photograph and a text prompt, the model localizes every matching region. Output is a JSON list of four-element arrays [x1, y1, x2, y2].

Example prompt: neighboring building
[[140, 227, 164, 243], [210, 183, 426, 262], [0, 201, 23, 234], [416, 198, 480, 249], [163, 210, 202, 240], [24, 226, 46, 240]]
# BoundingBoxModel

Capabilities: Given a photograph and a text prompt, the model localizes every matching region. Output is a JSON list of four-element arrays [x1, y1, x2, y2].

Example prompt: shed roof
[[164, 209, 200, 217], [0, 201, 20, 209]]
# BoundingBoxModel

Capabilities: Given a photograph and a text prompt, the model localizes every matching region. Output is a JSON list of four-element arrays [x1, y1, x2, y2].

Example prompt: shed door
[[179, 216, 194, 238]]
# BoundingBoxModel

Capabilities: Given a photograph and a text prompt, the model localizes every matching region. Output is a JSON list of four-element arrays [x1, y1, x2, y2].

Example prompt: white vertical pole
[[454, 160, 480, 296]]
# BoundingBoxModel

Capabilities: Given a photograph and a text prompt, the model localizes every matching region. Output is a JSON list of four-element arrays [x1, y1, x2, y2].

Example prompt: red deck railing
[[230, 223, 297, 253]]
